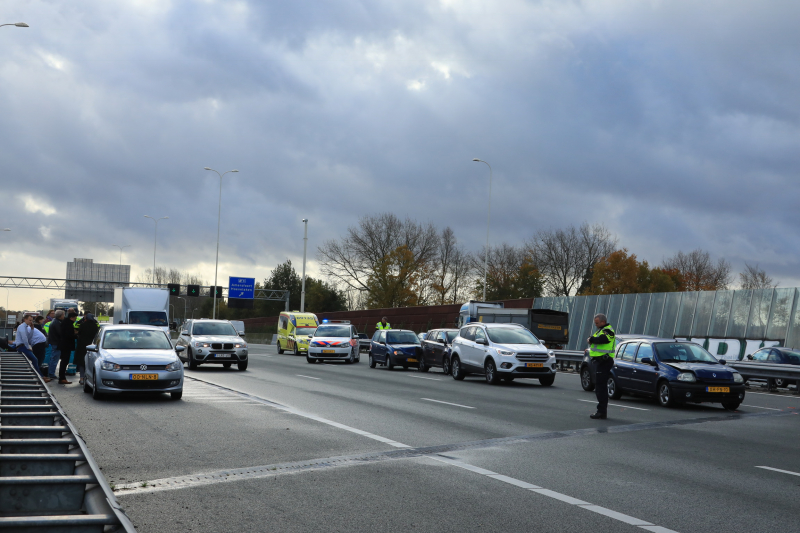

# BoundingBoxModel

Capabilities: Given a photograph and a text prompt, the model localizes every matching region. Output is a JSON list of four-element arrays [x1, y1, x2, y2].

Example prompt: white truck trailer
[[49, 299, 80, 314], [113, 288, 171, 334]]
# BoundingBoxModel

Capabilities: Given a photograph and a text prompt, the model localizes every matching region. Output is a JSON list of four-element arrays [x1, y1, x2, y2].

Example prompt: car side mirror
[[86, 344, 98, 352], [640, 357, 656, 366], [170, 322, 177, 330], [175, 346, 186, 353], [718, 359, 727, 365], [746, 354, 753, 360]]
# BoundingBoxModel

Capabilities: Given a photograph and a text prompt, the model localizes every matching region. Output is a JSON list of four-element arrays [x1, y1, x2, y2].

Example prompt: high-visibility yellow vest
[[588, 324, 616, 358], [376, 322, 391, 330]]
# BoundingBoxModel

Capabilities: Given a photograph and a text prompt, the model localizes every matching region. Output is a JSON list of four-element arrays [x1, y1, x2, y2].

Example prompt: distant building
[[66, 258, 130, 302]]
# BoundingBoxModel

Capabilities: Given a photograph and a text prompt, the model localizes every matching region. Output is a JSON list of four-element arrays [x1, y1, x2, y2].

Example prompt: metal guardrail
[[553, 350, 585, 364], [728, 361, 800, 395], [0, 352, 136, 531]]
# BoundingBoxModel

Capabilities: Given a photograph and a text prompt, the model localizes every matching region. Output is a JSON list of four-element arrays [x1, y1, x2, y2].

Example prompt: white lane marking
[[421, 398, 475, 409], [408, 375, 441, 381], [296, 375, 321, 380], [744, 391, 798, 397], [741, 404, 782, 411], [755, 466, 800, 477], [428, 456, 676, 532], [577, 399, 650, 411]]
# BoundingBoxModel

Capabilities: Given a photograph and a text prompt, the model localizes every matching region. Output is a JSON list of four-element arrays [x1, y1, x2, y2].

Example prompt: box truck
[[113, 288, 172, 334]]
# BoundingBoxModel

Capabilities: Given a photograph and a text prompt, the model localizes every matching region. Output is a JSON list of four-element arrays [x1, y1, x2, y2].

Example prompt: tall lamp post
[[300, 219, 308, 312], [112, 244, 131, 265], [177, 297, 188, 323], [143, 216, 168, 284], [472, 158, 493, 301], [203, 167, 239, 320]]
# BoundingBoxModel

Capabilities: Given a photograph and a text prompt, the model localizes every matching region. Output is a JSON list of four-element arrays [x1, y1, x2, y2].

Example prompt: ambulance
[[277, 312, 319, 355]]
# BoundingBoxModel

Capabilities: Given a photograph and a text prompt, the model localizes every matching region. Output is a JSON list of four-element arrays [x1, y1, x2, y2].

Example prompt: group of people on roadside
[[5, 308, 100, 386]]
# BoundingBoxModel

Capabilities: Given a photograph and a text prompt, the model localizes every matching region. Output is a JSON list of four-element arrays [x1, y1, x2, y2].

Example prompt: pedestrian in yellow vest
[[587, 313, 616, 420], [376, 317, 391, 330]]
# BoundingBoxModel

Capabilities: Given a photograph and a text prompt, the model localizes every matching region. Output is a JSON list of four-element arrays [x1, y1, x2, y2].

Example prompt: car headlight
[[496, 349, 515, 356], [194, 342, 210, 348], [101, 361, 121, 371], [235, 343, 246, 348], [733, 372, 743, 383], [166, 360, 182, 372], [393, 350, 401, 355], [677, 372, 696, 382]]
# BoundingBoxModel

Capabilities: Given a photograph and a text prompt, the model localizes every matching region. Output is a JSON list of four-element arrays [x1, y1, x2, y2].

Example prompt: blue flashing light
[[322, 319, 329, 323]]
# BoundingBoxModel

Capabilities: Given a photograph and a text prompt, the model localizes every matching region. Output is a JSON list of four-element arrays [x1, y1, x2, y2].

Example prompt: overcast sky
[[1, 0, 798, 311]]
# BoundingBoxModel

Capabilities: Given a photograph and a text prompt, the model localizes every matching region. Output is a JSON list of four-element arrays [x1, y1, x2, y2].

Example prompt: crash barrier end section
[[728, 361, 800, 395]]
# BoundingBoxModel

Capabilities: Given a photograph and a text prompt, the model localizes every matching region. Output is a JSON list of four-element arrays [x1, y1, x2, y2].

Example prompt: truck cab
[[457, 300, 505, 328]]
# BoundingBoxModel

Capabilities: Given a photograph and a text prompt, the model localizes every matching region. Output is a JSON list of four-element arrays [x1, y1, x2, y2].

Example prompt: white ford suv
[[449, 323, 556, 385]]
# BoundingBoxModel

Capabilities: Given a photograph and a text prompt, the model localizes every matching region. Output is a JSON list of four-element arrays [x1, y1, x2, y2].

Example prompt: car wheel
[[188, 349, 198, 370], [306, 355, 316, 364], [608, 376, 622, 399], [538, 375, 555, 387], [238, 361, 248, 371], [580, 366, 595, 391], [657, 380, 677, 408], [171, 390, 183, 400], [418, 358, 429, 373], [369, 353, 376, 368], [277, 341, 284, 355], [721, 400, 741, 411], [774, 378, 789, 388], [91, 377, 103, 400], [451, 356, 465, 381], [484, 359, 501, 385], [442, 356, 451, 376], [355, 353, 360, 363], [223, 363, 231, 369], [385, 355, 395, 370], [83, 375, 91, 393], [347, 350, 355, 364]]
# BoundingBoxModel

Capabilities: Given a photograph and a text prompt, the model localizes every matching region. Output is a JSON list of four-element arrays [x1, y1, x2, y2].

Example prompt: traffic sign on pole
[[229, 277, 255, 299]]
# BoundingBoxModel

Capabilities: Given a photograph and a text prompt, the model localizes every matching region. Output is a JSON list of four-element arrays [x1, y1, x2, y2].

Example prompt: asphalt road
[[49, 344, 800, 533]]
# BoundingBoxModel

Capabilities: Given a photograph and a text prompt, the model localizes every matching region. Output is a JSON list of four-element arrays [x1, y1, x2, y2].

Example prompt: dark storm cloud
[[1, 0, 799, 307]]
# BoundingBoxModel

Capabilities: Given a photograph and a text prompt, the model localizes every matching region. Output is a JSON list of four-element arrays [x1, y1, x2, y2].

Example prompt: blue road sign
[[229, 277, 255, 299]]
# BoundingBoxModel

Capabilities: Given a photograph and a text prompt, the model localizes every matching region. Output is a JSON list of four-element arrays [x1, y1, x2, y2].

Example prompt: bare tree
[[428, 227, 475, 305], [662, 249, 732, 291], [527, 222, 617, 296], [471, 244, 543, 300], [739, 263, 777, 290], [317, 213, 440, 306]]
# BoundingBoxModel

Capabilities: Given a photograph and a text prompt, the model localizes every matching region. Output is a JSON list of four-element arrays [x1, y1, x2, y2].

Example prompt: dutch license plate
[[214, 354, 231, 358], [707, 386, 729, 393], [322, 350, 335, 354], [526, 363, 544, 368], [407, 358, 418, 363], [130, 374, 158, 381]]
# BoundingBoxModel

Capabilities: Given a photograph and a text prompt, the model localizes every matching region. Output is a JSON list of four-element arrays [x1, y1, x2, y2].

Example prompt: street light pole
[[143, 216, 168, 284], [177, 297, 187, 323], [203, 167, 239, 320], [112, 244, 131, 265], [472, 159, 493, 301], [300, 219, 308, 312], [0, 22, 29, 28]]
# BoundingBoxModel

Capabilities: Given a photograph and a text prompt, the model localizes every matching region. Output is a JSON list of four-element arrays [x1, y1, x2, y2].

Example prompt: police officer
[[376, 317, 391, 330], [587, 313, 616, 420]]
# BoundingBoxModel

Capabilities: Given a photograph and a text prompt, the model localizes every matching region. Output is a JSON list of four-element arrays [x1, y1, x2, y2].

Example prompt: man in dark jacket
[[45, 310, 64, 383], [56, 310, 78, 384], [75, 313, 100, 386]]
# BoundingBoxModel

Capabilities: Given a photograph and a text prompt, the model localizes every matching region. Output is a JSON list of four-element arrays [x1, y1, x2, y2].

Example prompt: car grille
[[516, 353, 548, 362], [110, 380, 174, 390], [120, 365, 167, 370], [211, 343, 235, 350]]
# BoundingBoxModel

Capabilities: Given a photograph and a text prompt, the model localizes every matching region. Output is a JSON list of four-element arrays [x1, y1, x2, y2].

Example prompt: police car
[[306, 321, 360, 364]]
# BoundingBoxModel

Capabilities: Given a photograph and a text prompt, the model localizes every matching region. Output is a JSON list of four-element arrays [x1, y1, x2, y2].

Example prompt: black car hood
[[664, 362, 736, 379], [389, 344, 422, 353]]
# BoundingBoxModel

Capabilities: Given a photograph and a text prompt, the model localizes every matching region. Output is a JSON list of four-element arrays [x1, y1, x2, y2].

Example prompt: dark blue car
[[586, 338, 746, 410], [369, 329, 422, 370]]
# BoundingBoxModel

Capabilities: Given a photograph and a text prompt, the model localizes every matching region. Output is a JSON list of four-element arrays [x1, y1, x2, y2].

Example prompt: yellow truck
[[277, 312, 319, 355]]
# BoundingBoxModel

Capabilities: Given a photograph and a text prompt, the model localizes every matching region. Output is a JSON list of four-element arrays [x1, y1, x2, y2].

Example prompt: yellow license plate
[[707, 387, 729, 393], [407, 358, 418, 363], [322, 350, 335, 354], [526, 363, 544, 368], [130, 374, 158, 381]]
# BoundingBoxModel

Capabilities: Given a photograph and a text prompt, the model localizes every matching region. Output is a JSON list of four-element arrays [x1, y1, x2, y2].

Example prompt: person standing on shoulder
[[376, 317, 391, 330], [587, 313, 616, 420], [56, 310, 78, 385], [13, 315, 43, 375], [45, 310, 64, 383], [75, 312, 99, 386]]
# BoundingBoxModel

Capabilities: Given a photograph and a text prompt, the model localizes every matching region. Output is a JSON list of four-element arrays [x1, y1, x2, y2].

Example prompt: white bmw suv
[[449, 323, 557, 385]]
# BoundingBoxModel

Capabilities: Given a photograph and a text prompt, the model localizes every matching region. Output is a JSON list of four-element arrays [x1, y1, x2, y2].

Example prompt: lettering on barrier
[[675, 338, 782, 360]]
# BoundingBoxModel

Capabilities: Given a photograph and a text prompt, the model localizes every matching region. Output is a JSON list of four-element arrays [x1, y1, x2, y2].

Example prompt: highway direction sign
[[229, 277, 255, 299]]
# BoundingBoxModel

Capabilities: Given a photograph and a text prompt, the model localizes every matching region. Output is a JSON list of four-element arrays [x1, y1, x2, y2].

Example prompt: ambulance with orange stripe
[[276, 312, 319, 355]]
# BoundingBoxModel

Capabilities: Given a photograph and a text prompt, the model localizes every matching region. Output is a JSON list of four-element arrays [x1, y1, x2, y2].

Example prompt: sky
[[1, 0, 799, 311]]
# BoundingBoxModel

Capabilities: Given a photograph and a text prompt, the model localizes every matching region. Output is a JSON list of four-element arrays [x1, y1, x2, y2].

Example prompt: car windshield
[[296, 327, 317, 335], [655, 343, 718, 363], [387, 331, 420, 345], [781, 350, 800, 364], [102, 329, 173, 350], [314, 325, 350, 338], [192, 322, 238, 336], [445, 331, 458, 342], [487, 327, 540, 345], [128, 311, 168, 327]]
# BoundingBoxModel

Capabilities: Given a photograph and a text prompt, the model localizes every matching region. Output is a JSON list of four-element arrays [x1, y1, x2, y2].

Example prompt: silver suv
[[176, 319, 248, 371], [449, 323, 556, 385]]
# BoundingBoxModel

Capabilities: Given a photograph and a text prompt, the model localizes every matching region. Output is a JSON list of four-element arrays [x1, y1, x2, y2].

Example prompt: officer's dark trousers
[[593, 357, 614, 415]]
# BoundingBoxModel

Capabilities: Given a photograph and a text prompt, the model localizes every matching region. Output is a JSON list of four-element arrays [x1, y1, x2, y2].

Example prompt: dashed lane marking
[[755, 466, 800, 477], [408, 375, 442, 381], [577, 399, 650, 411], [296, 374, 321, 380], [740, 404, 782, 411], [421, 398, 475, 409]]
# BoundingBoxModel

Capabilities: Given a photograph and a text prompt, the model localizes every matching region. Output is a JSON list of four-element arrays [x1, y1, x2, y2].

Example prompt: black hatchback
[[419, 329, 459, 374], [588, 339, 746, 410]]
